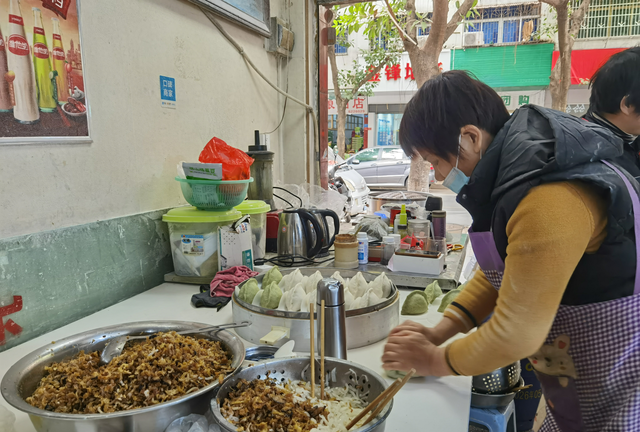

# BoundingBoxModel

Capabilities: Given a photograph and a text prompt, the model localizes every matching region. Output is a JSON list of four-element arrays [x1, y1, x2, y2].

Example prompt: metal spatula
[[99, 321, 251, 365]]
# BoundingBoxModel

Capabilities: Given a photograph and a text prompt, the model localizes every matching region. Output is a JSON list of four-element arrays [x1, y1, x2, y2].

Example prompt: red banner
[[552, 48, 626, 85], [41, 0, 71, 20]]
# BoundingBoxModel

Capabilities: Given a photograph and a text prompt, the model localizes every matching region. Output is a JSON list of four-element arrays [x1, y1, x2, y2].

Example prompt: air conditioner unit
[[463, 31, 484, 46]]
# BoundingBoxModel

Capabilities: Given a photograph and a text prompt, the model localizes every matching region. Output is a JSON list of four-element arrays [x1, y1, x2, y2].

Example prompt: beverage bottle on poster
[[50, 17, 68, 104], [6, 0, 39, 124], [32, 7, 56, 112], [0, 25, 13, 112]]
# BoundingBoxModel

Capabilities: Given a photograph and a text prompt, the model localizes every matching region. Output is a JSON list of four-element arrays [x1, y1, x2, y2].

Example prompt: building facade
[[329, 0, 640, 148]]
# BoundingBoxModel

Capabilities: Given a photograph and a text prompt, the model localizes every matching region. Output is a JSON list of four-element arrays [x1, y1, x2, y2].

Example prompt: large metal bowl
[[232, 268, 400, 351], [211, 357, 392, 432], [1, 321, 245, 432]]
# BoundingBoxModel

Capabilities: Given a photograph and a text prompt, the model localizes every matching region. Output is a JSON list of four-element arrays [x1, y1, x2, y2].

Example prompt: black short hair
[[399, 70, 510, 161], [589, 47, 640, 115]]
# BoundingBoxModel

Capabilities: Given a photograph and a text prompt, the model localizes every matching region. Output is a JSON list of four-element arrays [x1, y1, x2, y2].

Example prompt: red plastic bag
[[198, 137, 254, 180]]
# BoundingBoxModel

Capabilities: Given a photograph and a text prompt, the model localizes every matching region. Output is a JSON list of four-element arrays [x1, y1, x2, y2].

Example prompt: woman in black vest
[[382, 71, 640, 431]]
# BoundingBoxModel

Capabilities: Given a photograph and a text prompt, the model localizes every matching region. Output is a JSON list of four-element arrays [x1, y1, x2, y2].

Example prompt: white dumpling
[[331, 271, 345, 286], [349, 296, 363, 310], [348, 272, 368, 299], [368, 290, 385, 307], [358, 289, 371, 309], [252, 290, 263, 306], [305, 271, 323, 294], [376, 273, 392, 298], [277, 289, 290, 310], [287, 283, 306, 312], [279, 269, 304, 292], [344, 289, 355, 310], [368, 278, 383, 299], [306, 289, 317, 310]]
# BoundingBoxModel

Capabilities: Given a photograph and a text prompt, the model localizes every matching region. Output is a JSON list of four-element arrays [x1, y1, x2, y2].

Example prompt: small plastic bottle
[[391, 234, 401, 251], [357, 232, 369, 264], [381, 236, 395, 265]]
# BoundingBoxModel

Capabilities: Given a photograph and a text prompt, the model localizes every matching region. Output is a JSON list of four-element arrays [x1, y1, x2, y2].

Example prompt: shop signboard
[[0, 0, 89, 145], [498, 89, 545, 112], [328, 96, 368, 115]]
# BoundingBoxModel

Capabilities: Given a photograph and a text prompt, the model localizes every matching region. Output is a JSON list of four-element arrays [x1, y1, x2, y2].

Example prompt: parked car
[[344, 146, 435, 188], [327, 147, 370, 219]]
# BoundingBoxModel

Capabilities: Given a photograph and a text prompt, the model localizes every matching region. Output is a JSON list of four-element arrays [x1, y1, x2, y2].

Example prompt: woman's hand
[[382, 330, 452, 377], [389, 316, 468, 347]]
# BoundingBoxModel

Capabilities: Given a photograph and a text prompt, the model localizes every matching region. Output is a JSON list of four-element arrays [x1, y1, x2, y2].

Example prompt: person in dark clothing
[[584, 47, 640, 176], [382, 71, 640, 431]]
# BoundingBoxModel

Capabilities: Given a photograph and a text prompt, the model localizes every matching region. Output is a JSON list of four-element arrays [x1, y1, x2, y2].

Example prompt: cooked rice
[[26, 332, 233, 414]]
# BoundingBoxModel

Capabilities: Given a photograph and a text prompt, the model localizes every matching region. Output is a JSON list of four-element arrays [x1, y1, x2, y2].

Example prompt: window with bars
[[571, 0, 640, 39], [416, 13, 433, 36], [465, 4, 540, 44], [335, 27, 348, 55]]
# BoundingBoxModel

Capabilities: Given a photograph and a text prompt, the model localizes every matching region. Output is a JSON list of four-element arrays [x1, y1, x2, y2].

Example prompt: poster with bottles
[[0, 0, 88, 144]]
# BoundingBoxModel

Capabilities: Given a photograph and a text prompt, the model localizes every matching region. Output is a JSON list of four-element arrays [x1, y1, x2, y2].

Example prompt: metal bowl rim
[[1, 320, 245, 420], [210, 356, 393, 432], [471, 377, 526, 398], [234, 268, 399, 319]]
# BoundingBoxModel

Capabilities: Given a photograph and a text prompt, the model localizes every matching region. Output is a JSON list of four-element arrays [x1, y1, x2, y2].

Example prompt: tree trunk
[[545, 0, 590, 111], [551, 2, 571, 111], [336, 100, 347, 157], [402, 0, 451, 191]]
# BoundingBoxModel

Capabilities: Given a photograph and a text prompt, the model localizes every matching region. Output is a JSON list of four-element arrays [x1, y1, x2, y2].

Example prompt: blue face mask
[[442, 136, 470, 194]]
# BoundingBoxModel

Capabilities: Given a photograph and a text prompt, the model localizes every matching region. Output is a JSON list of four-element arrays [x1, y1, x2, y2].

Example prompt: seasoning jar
[[432, 210, 447, 239], [334, 234, 358, 269], [357, 232, 369, 265], [381, 236, 395, 266], [408, 219, 430, 237]]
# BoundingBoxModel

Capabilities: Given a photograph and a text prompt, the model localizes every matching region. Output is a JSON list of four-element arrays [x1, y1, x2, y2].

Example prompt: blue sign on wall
[[160, 76, 176, 109]]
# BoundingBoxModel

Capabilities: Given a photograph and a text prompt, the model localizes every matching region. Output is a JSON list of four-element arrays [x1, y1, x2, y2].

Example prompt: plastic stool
[[469, 401, 517, 432]]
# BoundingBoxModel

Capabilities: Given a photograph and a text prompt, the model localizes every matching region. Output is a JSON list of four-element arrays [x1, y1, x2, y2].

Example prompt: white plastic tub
[[163, 207, 241, 277]]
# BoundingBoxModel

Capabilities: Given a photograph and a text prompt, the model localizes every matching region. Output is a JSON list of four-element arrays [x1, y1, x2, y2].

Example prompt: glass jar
[[381, 236, 396, 266]]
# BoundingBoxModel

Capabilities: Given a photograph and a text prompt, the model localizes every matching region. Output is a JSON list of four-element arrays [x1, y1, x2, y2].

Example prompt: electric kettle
[[309, 209, 340, 257], [277, 209, 324, 259]]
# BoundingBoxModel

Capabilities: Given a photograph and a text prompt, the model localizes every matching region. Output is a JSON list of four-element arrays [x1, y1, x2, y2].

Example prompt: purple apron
[[468, 161, 640, 432]]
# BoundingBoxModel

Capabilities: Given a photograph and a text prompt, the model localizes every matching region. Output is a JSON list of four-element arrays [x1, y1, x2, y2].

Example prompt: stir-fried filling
[[221, 377, 370, 432], [222, 377, 329, 432], [26, 332, 233, 414]]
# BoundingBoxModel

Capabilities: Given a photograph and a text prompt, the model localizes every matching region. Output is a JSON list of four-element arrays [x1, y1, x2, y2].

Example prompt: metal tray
[[211, 357, 392, 432], [232, 268, 400, 351], [234, 267, 398, 318], [1, 321, 245, 432]]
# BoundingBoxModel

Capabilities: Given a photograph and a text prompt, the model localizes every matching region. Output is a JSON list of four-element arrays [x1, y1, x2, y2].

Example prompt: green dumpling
[[239, 278, 259, 303], [263, 266, 283, 289], [424, 281, 443, 304], [438, 289, 461, 313], [260, 281, 283, 309], [401, 291, 429, 315]]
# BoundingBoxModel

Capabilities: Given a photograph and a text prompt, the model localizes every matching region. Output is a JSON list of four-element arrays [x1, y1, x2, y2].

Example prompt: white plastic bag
[[0, 404, 16, 432], [165, 414, 208, 432]]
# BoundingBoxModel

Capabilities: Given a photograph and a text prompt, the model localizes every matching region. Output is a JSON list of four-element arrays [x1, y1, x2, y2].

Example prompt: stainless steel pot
[[211, 357, 392, 432], [232, 268, 400, 351], [369, 191, 432, 214], [470, 378, 525, 409], [1, 321, 245, 432], [472, 362, 521, 394]]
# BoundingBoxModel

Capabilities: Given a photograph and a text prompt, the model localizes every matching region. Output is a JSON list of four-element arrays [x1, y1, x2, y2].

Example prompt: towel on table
[[191, 266, 259, 310]]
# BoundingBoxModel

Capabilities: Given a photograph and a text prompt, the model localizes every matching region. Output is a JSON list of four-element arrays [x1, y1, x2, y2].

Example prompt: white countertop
[[0, 283, 471, 432]]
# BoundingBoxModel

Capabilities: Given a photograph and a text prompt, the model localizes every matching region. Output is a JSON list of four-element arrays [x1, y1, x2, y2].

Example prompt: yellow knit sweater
[[444, 180, 608, 376]]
